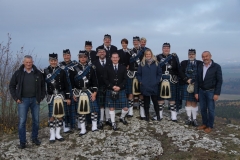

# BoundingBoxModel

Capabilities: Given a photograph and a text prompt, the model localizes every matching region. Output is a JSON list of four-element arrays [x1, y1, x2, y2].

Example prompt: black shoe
[[79, 131, 87, 136], [140, 117, 146, 120], [32, 138, 41, 145], [98, 121, 104, 130], [127, 115, 133, 118], [56, 137, 65, 141], [151, 116, 157, 121], [18, 143, 26, 149], [185, 119, 192, 125], [64, 130, 74, 134], [192, 119, 198, 127], [105, 118, 112, 126], [112, 123, 117, 131], [49, 140, 55, 143], [172, 120, 178, 123], [119, 117, 128, 125], [157, 117, 163, 121]]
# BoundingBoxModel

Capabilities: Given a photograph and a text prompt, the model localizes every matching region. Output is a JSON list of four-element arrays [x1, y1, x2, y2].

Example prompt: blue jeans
[[18, 97, 40, 144], [199, 89, 215, 128]]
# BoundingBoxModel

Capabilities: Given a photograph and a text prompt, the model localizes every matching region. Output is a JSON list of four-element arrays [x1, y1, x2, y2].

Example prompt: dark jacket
[[96, 44, 118, 60], [136, 60, 162, 96], [9, 64, 45, 103], [194, 60, 223, 95], [179, 60, 202, 85], [92, 58, 112, 86], [104, 64, 127, 90], [42, 66, 70, 99], [129, 47, 145, 71], [85, 50, 98, 63], [117, 49, 131, 67]]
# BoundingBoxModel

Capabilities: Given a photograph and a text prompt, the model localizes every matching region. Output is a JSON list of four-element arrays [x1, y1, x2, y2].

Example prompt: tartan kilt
[[157, 81, 178, 101], [64, 99, 76, 128], [97, 86, 106, 107], [181, 84, 197, 102], [126, 77, 133, 94], [105, 90, 128, 109], [74, 90, 99, 114]]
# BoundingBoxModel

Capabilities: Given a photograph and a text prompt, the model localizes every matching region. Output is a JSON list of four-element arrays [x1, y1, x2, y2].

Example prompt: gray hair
[[140, 37, 147, 42], [202, 51, 212, 56]]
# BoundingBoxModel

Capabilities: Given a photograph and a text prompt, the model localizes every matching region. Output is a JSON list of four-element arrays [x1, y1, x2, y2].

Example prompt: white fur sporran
[[52, 95, 65, 118], [132, 77, 141, 95], [160, 79, 171, 98], [187, 84, 194, 93], [77, 92, 90, 114]]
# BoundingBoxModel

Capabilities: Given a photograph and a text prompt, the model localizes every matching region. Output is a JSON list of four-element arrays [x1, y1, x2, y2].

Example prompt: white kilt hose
[[105, 90, 128, 109]]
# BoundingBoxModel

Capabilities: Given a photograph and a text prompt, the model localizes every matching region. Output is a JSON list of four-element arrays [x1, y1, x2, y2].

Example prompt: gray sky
[[1, 0, 239, 67]]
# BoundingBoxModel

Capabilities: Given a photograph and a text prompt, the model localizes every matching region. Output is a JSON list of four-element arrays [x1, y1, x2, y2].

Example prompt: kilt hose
[[105, 90, 128, 109], [181, 84, 197, 102], [158, 81, 178, 101], [64, 99, 76, 128], [126, 77, 133, 95], [97, 86, 106, 107]]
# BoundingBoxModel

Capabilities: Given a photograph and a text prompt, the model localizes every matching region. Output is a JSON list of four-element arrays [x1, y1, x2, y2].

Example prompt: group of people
[[9, 34, 223, 149]]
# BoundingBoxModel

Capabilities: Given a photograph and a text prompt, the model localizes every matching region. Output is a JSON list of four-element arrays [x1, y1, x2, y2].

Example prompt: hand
[[66, 99, 71, 105], [187, 79, 192, 84], [195, 94, 198, 101], [16, 99, 22, 104], [91, 94, 96, 101], [115, 87, 120, 92], [213, 95, 219, 101], [73, 96, 77, 102]]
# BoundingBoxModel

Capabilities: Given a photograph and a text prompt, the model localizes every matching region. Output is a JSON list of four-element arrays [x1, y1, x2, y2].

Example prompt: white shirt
[[99, 58, 106, 65], [113, 63, 118, 70], [203, 61, 212, 80], [104, 45, 111, 51]]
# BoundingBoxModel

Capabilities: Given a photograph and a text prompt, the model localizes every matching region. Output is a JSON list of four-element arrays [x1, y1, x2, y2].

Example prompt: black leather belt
[[200, 88, 215, 91]]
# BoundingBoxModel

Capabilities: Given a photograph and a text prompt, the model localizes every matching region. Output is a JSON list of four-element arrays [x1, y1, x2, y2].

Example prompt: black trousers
[[143, 95, 159, 118]]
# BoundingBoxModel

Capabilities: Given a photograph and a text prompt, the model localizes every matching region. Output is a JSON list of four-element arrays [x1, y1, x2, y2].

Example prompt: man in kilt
[[179, 49, 202, 126], [92, 47, 112, 129], [156, 43, 181, 122], [127, 36, 146, 120], [42, 53, 71, 143], [59, 49, 78, 133], [84, 41, 98, 64], [104, 52, 128, 130], [69, 51, 99, 136]]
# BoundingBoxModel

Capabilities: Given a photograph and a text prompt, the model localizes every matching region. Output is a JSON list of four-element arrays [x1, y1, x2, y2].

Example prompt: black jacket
[[179, 60, 202, 85], [9, 65, 45, 103], [194, 60, 223, 95], [85, 50, 98, 64], [96, 44, 118, 60], [129, 47, 145, 71], [104, 64, 127, 90], [69, 63, 98, 92], [117, 49, 131, 67], [42, 66, 70, 99], [92, 58, 112, 86]]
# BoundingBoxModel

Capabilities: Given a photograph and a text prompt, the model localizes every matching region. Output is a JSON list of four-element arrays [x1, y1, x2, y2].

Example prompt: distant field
[[219, 94, 240, 100], [222, 68, 240, 79]]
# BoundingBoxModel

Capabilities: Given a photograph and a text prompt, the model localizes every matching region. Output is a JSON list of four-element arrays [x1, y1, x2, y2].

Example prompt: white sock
[[100, 108, 104, 121], [192, 106, 198, 120], [55, 127, 63, 139], [77, 120, 81, 129], [120, 109, 128, 118], [105, 107, 110, 120], [128, 107, 133, 115], [140, 107, 145, 117], [49, 128, 55, 141], [171, 111, 177, 120], [159, 111, 163, 119], [185, 106, 192, 120], [109, 110, 115, 123], [80, 122, 86, 134], [63, 122, 70, 132], [92, 121, 98, 131]]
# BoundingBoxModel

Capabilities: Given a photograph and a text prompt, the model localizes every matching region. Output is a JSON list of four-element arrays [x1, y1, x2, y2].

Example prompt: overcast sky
[[1, 0, 239, 67]]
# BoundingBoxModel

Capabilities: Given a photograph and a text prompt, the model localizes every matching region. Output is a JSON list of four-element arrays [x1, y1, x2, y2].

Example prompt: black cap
[[97, 46, 105, 52], [85, 41, 92, 46], [78, 50, 87, 57], [188, 49, 196, 54], [63, 49, 70, 55], [133, 36, 140, 41], [104, 34, 111, 39], [162, 42, 170, 48], [49, 53, 58, 60]]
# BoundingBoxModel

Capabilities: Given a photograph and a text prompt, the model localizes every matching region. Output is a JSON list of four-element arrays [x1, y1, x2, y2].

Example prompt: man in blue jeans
[[9, 55, 45, 149], [194, 51, 222, 133]]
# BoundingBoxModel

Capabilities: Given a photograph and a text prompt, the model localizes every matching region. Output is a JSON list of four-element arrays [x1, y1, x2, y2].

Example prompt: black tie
[[101, 60, 105, 66], [114, 65, 117, 73], [107, 46, 110, 51]]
